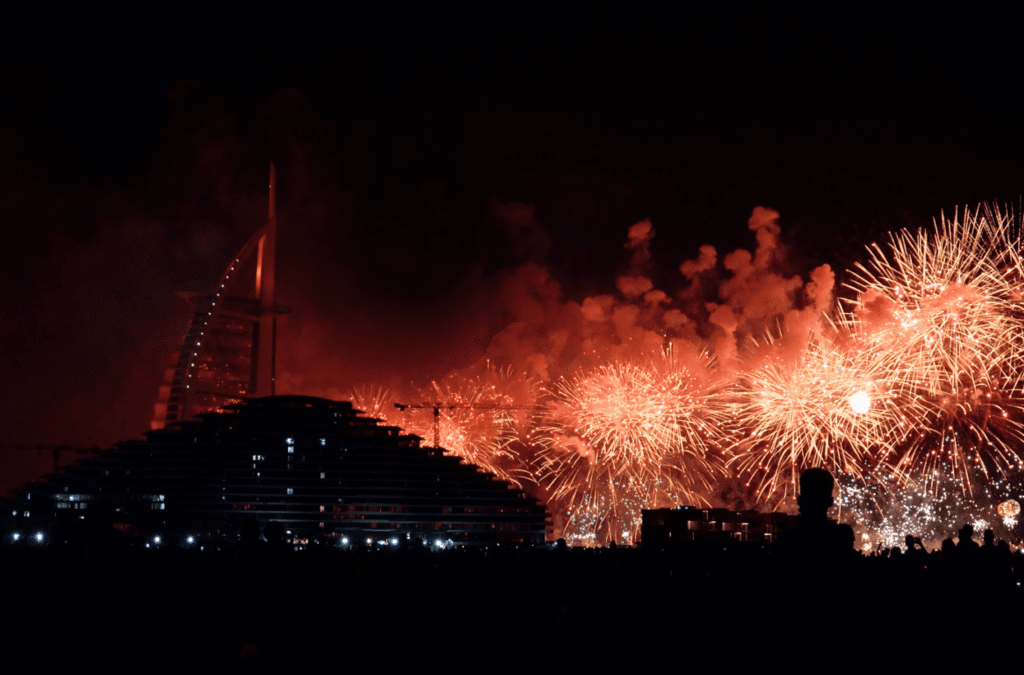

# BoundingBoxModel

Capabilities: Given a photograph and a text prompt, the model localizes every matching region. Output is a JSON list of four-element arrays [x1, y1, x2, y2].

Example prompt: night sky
[[2, 2, 1023, 493]]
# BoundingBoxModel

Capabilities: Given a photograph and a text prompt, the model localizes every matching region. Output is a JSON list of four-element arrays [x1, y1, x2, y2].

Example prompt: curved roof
[[7, 396, 551, 546]]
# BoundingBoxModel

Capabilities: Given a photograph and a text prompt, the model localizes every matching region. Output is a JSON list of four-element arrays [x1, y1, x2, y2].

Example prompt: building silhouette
[[151, 163, 281, 430], [640, 506, 798, 547], [4, 166, 551, 548], [4, 395, 550, 546]]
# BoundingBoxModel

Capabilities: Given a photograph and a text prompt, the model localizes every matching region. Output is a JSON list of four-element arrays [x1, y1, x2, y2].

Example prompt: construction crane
[[0, 444, 96, 475], [393, 402, 546, 449]]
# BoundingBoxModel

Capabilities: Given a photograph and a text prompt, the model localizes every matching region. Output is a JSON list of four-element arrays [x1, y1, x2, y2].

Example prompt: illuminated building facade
[[5, 396, 550, 546], [640, 506, 798, 547], [151, 164, 281, 430]]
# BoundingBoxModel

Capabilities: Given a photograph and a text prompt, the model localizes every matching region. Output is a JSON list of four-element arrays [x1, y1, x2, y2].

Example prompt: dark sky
[[2, 2, 1023, 490]]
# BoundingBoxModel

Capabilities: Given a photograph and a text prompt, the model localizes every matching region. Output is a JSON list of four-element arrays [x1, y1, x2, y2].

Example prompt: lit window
[[287, 488, 293, 495], [288, 447, 294, 454], [320, 472, 325, 479], [320, 506, 325, 513], [320, 438, 326, 446], [23, 511, 29, 517], [285, 437, 294, 445]]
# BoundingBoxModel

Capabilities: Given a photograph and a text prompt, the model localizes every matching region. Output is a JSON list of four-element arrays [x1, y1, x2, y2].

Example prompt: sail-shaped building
[[152, 164, 281, 430], [2, 166, 551, 546]]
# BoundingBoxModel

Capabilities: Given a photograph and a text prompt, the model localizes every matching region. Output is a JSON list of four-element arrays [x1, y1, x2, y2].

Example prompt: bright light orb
[[849, 390, 871, 414], [997, 499, 1021, 519]]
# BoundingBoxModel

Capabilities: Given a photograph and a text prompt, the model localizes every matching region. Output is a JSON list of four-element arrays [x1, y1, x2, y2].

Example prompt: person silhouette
[[771, 468, 851, 644], [956, 523, 979, 567], [776, 468, 843, 556]]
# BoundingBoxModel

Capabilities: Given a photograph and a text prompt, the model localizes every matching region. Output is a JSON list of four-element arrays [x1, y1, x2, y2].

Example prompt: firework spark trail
[[847, 208, 1020, 391], [395, 364, 542, 488], [837, 463, 1024, 550], [728, 326, 925, 505], [347, 204, 1024, 546], [845, 207, 1024, 492], [349, 384, 394, 423], [536, 348, 731, 544]]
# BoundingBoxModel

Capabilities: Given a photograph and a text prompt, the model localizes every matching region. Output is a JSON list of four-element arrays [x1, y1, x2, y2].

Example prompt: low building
[[3, 395, 550, 547], [640, 506, 798, 547]]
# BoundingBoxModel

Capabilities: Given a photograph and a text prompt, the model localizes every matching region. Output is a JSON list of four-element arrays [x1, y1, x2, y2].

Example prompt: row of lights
[[146, 535, 198, 548], [6, 532, 200, 549], [10, 530, 462, 551], [183, 260, 235, 388], [337, 535, 452, 550], [8, 532, 45, 544], [6, 533, 201, 548]]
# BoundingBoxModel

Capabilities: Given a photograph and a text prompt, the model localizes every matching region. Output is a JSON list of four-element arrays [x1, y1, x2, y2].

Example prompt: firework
[[397, 364, 542, 488], [845, 207, 1024, 490], [343, 203, 1024, 546], [536, 347, 731, 545], [837, 465, 1024, 550], [349, 384, 395, 423], [729, 325, 921, 505], [998, 499, 1020, 527], [847, 207, 1021, 388]]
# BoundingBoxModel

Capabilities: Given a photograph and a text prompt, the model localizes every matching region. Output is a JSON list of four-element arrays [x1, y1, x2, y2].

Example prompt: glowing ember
[[997, 498, 1021, 519]]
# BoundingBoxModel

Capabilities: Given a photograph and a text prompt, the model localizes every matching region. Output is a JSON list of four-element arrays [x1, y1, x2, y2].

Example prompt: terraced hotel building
[[5, 396, 550, 546]]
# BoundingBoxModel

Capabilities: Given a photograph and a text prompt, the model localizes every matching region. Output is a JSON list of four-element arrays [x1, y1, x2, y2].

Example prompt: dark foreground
[[4, 535, 1021, 672]]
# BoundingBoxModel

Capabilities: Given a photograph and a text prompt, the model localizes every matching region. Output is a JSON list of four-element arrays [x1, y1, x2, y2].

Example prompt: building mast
[[254, 162, 277, 398]]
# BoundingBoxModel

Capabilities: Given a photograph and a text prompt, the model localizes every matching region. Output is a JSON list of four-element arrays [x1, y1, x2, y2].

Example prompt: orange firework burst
[[397, 363, 542, 488], [845, 206, 1024, 491], [343, 203, 1024, 544], [730, 325, 921, 505], [888, 371, 1024, 492], [537, 347, 730, 545], [847, 206, 1022, 393]]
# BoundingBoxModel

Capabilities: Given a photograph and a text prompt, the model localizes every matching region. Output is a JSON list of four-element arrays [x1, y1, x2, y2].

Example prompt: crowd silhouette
[[3, 469, 1022, 671]]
